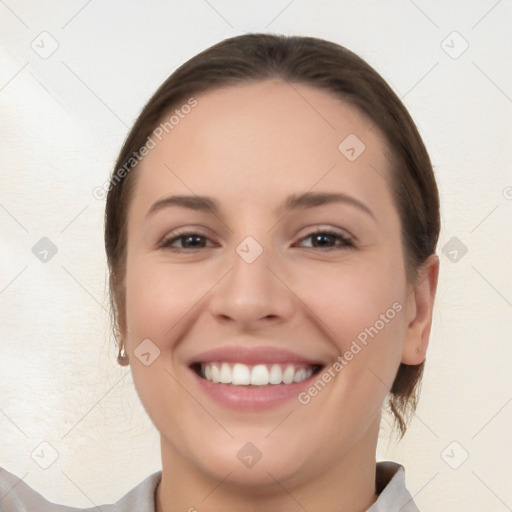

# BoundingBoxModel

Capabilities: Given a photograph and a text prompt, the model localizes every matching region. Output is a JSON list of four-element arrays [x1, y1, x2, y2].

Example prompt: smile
[[198, 362, 320, 386], [187, 345, 326, 410]]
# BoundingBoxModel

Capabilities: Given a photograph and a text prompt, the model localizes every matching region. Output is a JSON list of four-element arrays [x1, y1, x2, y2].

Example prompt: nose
[[208, 240, 296, 330]]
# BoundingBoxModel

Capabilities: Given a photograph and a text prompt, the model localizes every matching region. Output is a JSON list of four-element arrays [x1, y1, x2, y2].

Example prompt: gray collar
[[111, 461, 419, 512], [0, 461, 419, 511]]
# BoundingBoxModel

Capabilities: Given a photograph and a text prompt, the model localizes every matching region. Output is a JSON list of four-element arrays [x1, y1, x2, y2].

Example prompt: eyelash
[[158, 228, 355, 253]]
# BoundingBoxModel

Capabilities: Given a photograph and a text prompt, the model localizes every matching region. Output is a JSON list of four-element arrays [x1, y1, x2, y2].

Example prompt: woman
[[0, 32, 439, 511]]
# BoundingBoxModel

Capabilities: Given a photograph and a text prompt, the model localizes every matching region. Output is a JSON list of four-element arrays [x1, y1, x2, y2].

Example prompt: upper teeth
[[201, 363, 314, 386]]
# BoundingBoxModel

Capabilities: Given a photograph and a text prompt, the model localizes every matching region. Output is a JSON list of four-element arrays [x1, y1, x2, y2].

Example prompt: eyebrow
[[145, 191, 375, 221]]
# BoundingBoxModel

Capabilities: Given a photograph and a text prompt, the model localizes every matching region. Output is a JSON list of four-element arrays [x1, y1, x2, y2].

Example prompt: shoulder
[[111, 471, 162, 511], [0, 467, 162, 512], [366, 461, 420, 512], [0, 467, 79, 512]]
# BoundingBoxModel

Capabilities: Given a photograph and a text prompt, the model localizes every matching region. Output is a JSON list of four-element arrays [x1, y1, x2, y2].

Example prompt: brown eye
[[160, 232, 213, 252], [298, 229, 354, 250]]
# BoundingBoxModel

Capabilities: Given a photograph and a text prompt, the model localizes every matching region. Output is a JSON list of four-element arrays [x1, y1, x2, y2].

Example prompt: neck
[[155, 420, 380, 512]]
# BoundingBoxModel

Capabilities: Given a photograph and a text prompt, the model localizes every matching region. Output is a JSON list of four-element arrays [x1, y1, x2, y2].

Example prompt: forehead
[[129, 79, 395, 219]]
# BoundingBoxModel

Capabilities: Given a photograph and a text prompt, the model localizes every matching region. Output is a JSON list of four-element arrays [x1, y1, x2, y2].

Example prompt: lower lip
[[189, 367, 320, 411]]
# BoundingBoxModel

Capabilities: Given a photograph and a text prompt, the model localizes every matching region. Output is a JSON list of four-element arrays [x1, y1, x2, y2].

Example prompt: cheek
[[296, 250, 408, 398], [124, 255, 202, 342], [124, 243, 407, 355], [123, 254, 199, 431], [294, 251, 407, 338]]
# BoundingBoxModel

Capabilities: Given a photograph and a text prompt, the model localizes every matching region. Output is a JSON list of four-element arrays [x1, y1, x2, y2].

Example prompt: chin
[[165, 429, 322, 490]]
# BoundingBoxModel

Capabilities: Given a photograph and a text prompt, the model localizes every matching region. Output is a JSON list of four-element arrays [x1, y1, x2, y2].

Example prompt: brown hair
[[105, 33, 440, 438]]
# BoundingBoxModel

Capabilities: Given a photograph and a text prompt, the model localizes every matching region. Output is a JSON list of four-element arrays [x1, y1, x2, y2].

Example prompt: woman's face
[[123, 79, 425, 487]]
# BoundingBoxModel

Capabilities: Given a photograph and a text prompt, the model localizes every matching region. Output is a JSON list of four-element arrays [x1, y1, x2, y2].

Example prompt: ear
[[401, 254, 440, 365]]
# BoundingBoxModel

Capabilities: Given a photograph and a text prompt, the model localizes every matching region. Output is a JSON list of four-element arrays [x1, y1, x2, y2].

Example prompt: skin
[[121, 79, 439, 512]]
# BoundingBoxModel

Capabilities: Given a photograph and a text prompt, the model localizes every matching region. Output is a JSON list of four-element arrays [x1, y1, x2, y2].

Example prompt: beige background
[[1, 1, 511, 510]]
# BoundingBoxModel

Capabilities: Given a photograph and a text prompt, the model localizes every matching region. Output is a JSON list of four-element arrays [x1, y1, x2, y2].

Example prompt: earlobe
[[401, 254, 440, 365]]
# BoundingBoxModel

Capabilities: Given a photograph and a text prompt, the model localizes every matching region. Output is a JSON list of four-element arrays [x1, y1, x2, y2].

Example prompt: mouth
[[187, 346, 326, 410], [187, 344, 327, 412], [191, 362, 323, 386]]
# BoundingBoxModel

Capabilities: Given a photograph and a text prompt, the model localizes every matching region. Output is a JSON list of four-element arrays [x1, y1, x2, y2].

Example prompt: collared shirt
[[0, 461, 419, 511]]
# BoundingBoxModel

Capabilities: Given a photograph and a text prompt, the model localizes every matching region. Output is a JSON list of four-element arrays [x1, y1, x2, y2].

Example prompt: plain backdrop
[[0, 1, 511, 511]]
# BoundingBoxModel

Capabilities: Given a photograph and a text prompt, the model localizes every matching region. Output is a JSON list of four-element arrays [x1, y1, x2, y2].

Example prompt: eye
[[297, 228, 354, 250], [158, 228, 354, 253], [159, 231, 214, 252]]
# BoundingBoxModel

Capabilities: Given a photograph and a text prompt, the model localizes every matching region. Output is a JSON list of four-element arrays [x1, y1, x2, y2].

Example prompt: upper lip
[[189, 346, 325, 366]]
